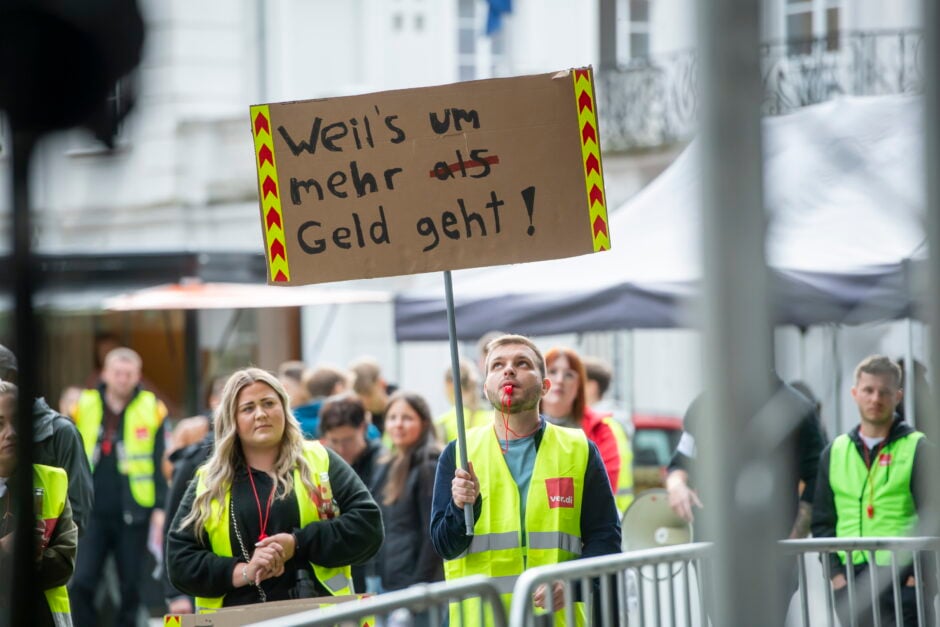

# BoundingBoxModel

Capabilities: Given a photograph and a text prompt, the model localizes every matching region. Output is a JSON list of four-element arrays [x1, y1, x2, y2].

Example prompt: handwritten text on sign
[[250, 68, 609, 285]]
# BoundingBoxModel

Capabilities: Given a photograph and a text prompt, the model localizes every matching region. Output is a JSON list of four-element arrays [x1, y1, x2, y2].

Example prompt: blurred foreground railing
[[245, 575, 507, 627]]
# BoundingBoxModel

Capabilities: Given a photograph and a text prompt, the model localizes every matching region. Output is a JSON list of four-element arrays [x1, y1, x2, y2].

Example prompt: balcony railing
[[596, 29, 923, 152]]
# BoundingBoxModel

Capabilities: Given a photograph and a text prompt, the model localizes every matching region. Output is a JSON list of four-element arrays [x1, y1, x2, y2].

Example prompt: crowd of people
[[0, 334, 935, 626]]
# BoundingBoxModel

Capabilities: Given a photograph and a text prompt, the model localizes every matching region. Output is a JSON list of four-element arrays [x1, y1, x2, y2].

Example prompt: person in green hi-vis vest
[[430, 334, 621, 626], [812, 355, 936, 627]]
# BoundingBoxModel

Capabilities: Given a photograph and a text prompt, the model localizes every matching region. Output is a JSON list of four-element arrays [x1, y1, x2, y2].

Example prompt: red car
[[631, 413, 683, 496]]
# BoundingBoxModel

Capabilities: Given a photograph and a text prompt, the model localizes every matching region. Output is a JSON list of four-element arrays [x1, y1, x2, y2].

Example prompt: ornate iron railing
[[597, 29, 923, 152]]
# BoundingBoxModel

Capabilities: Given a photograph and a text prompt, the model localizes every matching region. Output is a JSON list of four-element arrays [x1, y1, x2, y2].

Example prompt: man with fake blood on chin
[[430, 334, 620, 625], [812, 355, 936, 627]]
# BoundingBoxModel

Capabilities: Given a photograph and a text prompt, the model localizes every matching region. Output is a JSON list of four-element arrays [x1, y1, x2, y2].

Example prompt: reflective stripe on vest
[[829, 431, 923, 566], [456, 530, 520, 558], [444, 422, 588, 626], [195, 441, 353, 612], [601, 416, 635, 514], [34, 464, 72, 625], [74, 389, 161, 508]]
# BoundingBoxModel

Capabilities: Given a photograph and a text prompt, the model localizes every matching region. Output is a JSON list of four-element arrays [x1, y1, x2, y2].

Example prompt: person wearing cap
[[430, 334, 620, 625], [0, 344, 93, 538]]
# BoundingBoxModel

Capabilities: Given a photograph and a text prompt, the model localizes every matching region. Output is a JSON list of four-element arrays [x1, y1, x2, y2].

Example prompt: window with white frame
[[456, 0, 509, 81], [627, 0, 651, 59], [786, 0, 841, 54], [616, 0, 652, 62]]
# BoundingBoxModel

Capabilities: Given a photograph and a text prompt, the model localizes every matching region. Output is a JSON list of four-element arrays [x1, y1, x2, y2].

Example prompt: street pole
[[920, 0, 940, 539], [10, 128, 39, 626], [697, 0, 782, 625]]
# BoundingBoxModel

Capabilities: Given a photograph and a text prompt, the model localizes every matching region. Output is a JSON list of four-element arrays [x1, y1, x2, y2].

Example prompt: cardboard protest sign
[[250, 67, 610, 285]]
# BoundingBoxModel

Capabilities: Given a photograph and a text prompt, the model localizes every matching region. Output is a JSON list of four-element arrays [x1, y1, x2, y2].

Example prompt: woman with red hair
[[541, 347, 634, 515]]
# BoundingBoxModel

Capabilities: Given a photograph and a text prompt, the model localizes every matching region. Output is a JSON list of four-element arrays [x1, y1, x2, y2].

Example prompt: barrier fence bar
[[779, 536, 940, 626], [245, 575, 507, 627], [508, 542, 713, 627]]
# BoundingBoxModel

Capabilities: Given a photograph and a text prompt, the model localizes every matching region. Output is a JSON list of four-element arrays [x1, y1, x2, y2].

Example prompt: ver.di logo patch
[[545, 477, 575, 509]]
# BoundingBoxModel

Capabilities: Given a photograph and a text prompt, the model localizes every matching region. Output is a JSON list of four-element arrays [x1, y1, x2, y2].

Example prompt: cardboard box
[[249, 67, 611, 286], [163, 594, 366, 626]]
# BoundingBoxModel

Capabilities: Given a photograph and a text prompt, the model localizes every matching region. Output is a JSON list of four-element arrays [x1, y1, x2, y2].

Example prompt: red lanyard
[[247, 468, 275, 541], [862, 442, 884, 519], [496, 384, 539, 454]]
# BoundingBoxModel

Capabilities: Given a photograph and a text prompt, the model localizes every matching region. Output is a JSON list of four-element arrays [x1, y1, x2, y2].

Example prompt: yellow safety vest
[[435, 406, 491, 444], [829, 431, 924, 566], [34, 464, 72, 627], [194, 441, 354, 612], [601, 416, 635, 515], [445, 422, 589, 626], [74, 389, 163, 508]]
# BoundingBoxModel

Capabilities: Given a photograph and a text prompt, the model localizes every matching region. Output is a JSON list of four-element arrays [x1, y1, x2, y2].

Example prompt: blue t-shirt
[[502, 433, 537, 542]]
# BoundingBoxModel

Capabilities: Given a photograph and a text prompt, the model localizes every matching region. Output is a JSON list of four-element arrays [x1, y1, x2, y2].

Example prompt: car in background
[[631, 413, 683, 496]]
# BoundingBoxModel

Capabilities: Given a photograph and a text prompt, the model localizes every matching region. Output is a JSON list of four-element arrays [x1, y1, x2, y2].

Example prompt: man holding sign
[[430, 334, 620, 624]]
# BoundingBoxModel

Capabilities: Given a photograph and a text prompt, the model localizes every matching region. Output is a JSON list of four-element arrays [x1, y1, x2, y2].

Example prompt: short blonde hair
[[483, 334, 546, 379], [854, 355, 902, 389], [104, 347, 142, 369]]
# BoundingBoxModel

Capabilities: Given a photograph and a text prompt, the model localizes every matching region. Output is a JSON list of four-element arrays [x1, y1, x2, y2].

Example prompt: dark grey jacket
[[33, 397, 93, 536], [372, 448, 443, 591]]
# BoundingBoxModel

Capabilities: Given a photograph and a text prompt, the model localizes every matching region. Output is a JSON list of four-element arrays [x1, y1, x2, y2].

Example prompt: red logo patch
[[879, 453, 892, 467], [545, 477, 575, 509], [136, 427, 149, 440]]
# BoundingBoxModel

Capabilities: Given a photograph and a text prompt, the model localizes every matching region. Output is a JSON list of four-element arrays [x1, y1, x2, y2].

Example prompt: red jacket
[[582, 406, 623, 493]]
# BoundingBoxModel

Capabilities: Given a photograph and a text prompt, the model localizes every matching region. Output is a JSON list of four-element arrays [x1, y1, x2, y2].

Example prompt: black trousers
[[69, 513, 149, 627]]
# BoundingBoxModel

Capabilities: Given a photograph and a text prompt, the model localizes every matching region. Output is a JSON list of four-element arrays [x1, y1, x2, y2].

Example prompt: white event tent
[[393, 94, 927, 341]]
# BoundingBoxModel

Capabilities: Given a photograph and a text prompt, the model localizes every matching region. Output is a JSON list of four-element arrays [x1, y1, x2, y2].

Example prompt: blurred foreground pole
[[696, 0, 781, 625], [10, 128, 39, 627], [922, 0, 940, 537], [0, 2, 144, 623]]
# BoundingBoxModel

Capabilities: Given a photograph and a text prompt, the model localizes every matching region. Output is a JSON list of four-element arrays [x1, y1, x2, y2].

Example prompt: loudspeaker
[[621, 488, 692, 552]]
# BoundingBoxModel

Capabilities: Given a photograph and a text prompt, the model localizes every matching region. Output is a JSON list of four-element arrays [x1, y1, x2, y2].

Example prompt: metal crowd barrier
[[241, 537, 939, 627], [244, 575, 507, 627], [509, 542, 713, 627], [779, 536, 940, 627]]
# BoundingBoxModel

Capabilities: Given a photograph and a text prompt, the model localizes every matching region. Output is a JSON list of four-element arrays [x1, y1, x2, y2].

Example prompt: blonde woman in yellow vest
[[0, 382, 78, 627], [430, 335, 621, 626], [167, 368, 384, 612], [434, 357, 491, 443]]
